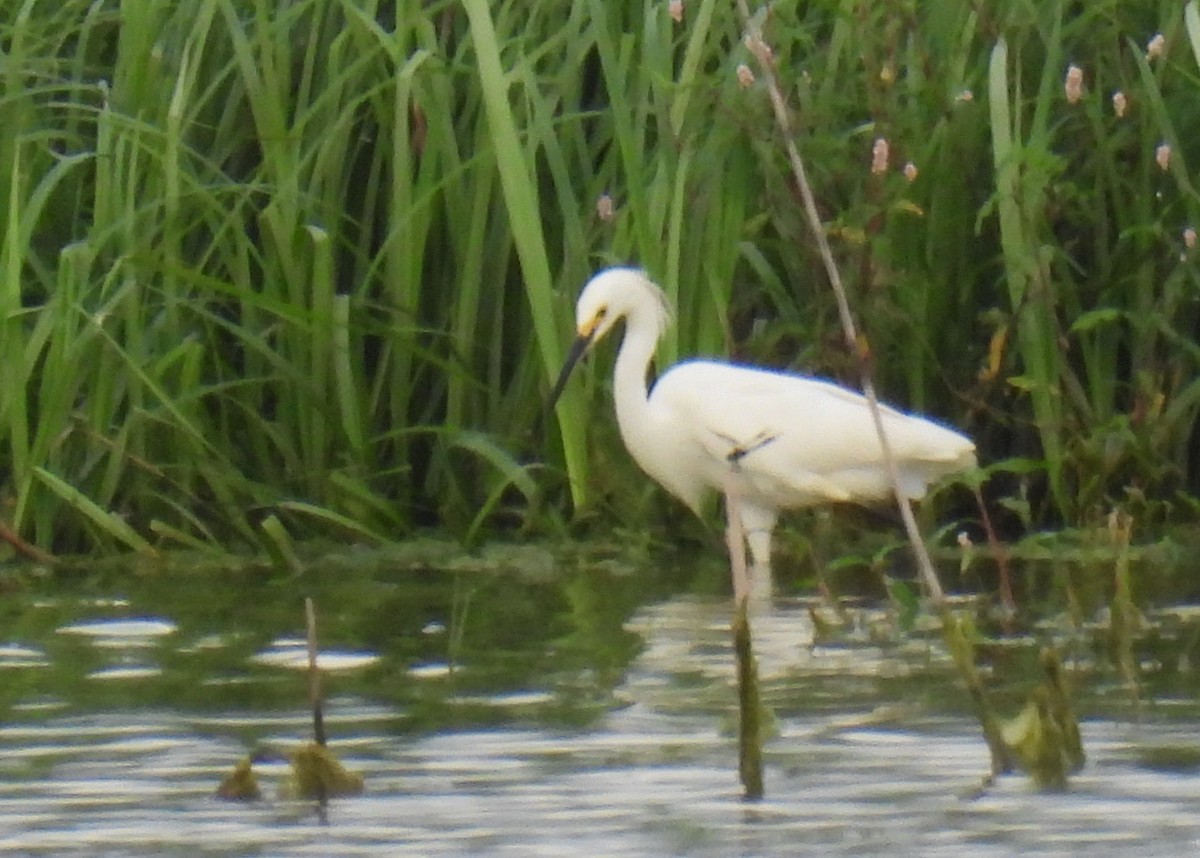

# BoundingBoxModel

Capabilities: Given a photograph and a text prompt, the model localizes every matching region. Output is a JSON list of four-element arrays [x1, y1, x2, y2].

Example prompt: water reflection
[[57, 618, 178, 643], [0, 554, 1198, 855], [249, 638, 380, 671]]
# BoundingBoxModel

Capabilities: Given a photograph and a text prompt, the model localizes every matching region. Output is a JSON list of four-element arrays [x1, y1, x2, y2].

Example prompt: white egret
[[550, 267, 976, 594]]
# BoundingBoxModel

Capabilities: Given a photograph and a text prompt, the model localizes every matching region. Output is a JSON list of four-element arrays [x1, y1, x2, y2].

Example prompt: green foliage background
[[2, 0, 1199, 555]]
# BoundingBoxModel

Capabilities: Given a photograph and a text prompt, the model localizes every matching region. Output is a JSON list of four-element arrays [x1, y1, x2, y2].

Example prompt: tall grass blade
[[33, 467, 155, 554], [461, 0, 589, 508], [987, 37, 1067, 510]]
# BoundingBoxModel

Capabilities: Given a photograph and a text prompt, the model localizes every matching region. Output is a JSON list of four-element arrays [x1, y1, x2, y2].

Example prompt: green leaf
[[33, 467, 155, 554], [1069, 307, 1124, 333]]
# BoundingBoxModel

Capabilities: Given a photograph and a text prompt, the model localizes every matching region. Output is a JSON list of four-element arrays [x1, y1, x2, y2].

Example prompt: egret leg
[[740, 503, 777, 601], [721, 473, 755, 606]]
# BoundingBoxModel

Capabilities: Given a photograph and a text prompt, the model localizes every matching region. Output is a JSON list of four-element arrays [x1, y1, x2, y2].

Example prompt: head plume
[[575, 267, 673, 344]]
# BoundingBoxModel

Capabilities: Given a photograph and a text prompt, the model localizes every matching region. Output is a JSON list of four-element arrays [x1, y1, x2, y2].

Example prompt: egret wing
[[654, 360, 974, 506]]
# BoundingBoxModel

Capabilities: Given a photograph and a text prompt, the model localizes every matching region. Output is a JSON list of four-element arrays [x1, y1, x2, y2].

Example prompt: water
[[1, 547, 1199, 856]]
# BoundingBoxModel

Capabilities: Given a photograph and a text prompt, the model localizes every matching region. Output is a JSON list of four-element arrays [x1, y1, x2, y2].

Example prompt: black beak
[[548, 331, 594, 410]]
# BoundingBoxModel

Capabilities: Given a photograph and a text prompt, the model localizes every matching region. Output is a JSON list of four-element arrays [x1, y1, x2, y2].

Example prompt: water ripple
[[0, 596, 1198, 856]]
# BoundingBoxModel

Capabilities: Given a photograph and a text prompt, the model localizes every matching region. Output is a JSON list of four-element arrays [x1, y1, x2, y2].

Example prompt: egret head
[[549, 268, 670, 408]]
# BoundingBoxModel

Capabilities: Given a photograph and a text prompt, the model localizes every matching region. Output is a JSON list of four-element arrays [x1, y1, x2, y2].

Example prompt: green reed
[[1, 0, 1198, 556]]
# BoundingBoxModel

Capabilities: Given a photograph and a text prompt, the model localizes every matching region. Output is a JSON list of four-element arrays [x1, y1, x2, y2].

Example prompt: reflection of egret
[[551, 267, 976, 594]]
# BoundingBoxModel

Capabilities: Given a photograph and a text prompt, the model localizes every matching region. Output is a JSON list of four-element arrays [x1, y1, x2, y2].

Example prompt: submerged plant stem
[[733, 598, 764, 800], [1109, 511, 1140, 694], [306, 596, 327, 748], [941, 613, 1015, 776]]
